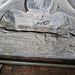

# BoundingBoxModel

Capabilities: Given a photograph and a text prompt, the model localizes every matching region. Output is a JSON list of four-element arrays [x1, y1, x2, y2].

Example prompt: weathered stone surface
[[0, 30, 75, 57], [0, 9, 72, 37], [0, 0, 75, 58]]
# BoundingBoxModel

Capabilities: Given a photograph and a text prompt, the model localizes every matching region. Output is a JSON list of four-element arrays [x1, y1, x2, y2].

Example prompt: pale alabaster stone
[[0, 0, 75, 58]]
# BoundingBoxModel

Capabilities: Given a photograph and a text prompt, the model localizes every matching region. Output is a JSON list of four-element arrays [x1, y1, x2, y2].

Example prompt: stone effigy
[[0, 0, 75, 58]]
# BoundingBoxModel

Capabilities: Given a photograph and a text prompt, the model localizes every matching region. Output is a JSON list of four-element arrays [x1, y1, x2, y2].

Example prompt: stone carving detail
[[0, 0, 75, 16], [0, 0, 75, 57], [0, 0, 75, 36]]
